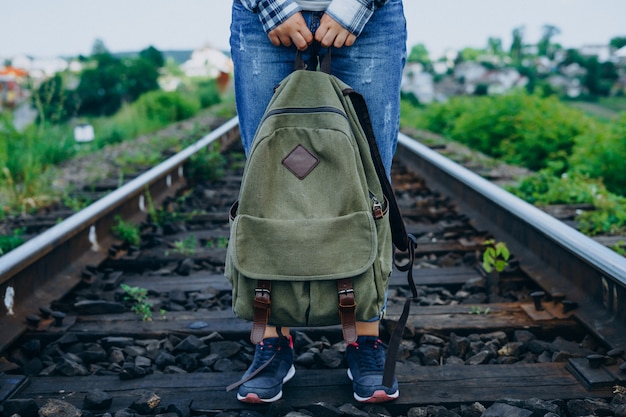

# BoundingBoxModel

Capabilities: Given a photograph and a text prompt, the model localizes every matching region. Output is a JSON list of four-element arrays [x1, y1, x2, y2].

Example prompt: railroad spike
[[530, 291, 545, 311], [562, 299, 579, 314], [51, 311, 66, 327], [586, 354, 606, 369]]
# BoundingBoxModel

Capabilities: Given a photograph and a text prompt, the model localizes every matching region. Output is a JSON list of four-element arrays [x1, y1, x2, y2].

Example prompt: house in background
[[401, 62, 435, 104], [180, 45, 232, 79], [0, 67, 28, 110]]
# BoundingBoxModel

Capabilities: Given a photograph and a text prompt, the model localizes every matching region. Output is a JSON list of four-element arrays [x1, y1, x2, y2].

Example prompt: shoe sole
[[354, 389, 399, 403], [347, 369, 399, 403], [237, 365, 296, 403]]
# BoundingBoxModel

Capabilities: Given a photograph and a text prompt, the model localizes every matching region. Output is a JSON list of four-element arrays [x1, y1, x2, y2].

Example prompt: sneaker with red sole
[[236, 336, 295, 403], [345, 336, 399, 403]]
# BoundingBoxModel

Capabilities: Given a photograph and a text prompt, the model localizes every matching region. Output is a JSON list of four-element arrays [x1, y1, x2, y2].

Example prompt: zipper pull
[[371, 194, 384, 220]]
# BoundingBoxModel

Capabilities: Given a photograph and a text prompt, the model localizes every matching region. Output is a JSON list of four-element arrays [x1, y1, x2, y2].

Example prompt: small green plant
[[206, 236, 229, 249], [610, 240, 626, 257], [185, 142, 227, 181], [482, 239, 510, 273], [111, 215, 141, 246], [482, 239, 510, 299], [468, 306, 490, 315], [144, 188, 168, 226], [120, 283, 153, 321], [0, 227, 26, 255], [62, 193, 92, 212], [172, 235, 197, 256]]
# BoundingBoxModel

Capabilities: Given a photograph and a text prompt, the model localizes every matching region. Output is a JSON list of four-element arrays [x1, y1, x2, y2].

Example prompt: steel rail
[[397, 132, 626, 348], [0, 117, 239, 349]]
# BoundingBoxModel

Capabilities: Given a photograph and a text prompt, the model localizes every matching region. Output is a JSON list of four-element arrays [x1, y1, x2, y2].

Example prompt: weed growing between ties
[[120, 283, 165, 321], [111, 216, 141, 247]]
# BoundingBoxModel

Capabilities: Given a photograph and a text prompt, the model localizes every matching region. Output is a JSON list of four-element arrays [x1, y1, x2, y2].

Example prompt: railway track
[[1, 116, 626, 416]]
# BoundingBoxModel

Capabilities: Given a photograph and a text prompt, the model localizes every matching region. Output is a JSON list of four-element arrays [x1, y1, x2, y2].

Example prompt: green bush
[[402, 92, 626, 236], [508, 170, 626, 236], [195, 79, 222, 109], [507, 170, 605, 205], [409, 92, 595, 174], [134, 90, 200, 124], [569, 114, 626, 196], [418, 96, 474, 137]]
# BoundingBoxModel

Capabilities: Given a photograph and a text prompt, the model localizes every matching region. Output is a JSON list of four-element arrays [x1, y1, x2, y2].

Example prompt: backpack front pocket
[[230, 211, 377, 281]]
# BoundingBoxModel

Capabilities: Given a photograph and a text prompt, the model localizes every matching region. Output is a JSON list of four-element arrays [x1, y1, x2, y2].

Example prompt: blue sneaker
[[236, 336, 295, 403], [346, 336, 399, 403]]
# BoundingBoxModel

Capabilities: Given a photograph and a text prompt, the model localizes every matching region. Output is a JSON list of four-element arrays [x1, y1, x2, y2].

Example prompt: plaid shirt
[[239, 0, 389, 36]]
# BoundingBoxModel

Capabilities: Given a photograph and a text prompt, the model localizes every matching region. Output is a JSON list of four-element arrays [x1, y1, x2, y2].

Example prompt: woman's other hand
[[315, 13, 356, 48]]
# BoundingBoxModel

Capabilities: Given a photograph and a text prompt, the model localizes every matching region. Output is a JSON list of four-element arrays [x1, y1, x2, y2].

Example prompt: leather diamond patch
[[282, 144, 320, 180]]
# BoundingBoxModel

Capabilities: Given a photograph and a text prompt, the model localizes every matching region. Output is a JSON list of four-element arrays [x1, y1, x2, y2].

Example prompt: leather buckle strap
[[337, 278, 357, 343], [250, 280, 271, 344]]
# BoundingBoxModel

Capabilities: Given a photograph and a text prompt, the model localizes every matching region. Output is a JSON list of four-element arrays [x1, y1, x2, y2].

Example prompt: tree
[[123, 57, 160, 102], [139, 46, 165, 68], [459, 47, 483, 62], [487, 37, 503, 56], [510, 26, 525, 64], [610, 36, 626, 50], [538, 24, 561, 57], [560, 48, 586, 67], [407, 43, 431, 65], [72, 45, 164, 117], [75, 66, 122, 116], [584, 57, 605, 96], [91, 38, 110, 57]]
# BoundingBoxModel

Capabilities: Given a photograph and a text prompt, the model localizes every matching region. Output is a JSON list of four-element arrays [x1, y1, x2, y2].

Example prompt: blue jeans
[[230, 0, 407, 176]]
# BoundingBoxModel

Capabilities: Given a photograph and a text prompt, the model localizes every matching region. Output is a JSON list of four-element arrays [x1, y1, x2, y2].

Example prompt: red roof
[[0, 67, 28, 77]]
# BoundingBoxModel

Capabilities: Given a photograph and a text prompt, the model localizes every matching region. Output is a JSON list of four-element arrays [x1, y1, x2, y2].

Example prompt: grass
[[566, 96, 626, 121], [0, 79, 235, 219]]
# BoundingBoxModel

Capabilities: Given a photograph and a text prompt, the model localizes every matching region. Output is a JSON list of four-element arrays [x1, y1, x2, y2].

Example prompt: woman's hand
[[315, 14, 356, 48], [268, 12, 314, 50]]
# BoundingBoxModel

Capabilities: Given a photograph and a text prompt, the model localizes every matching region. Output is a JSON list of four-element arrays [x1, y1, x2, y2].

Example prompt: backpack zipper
[[262, 106, 347, 122]]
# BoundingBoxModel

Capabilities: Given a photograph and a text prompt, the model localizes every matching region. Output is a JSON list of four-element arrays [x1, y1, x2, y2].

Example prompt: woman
[[229, 0, 407, 403]]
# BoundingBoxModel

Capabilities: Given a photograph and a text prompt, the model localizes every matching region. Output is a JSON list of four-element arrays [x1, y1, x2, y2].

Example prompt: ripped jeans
[[229, 0, 407, 176]]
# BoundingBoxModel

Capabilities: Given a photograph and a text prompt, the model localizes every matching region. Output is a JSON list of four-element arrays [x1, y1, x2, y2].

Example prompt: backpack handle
[[294, 45, 331, 74]]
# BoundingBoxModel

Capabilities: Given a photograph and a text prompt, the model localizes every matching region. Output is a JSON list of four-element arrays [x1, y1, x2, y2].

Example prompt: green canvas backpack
[[225, 53, 416, 349]]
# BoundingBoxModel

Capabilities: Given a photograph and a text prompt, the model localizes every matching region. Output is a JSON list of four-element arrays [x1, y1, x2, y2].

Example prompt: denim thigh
[[230, 0, 407, 177]]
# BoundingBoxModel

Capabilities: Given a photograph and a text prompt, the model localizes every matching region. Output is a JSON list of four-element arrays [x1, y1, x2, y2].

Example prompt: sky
[[1, 1, 625, 60]]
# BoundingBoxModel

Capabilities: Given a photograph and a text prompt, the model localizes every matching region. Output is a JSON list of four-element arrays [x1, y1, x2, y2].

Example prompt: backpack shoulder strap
[[343, 87, 419, 389], [343, 89, 415, 253]]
